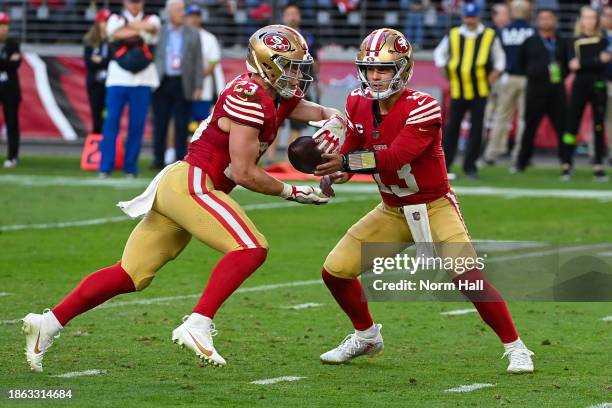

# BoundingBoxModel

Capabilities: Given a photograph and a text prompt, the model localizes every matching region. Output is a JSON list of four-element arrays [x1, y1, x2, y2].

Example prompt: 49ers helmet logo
[[394, 35, 410, 53], [263, 33, 291, 52]]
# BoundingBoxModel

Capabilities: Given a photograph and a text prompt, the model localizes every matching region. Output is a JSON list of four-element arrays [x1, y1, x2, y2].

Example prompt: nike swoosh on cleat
[[186, 330, 213, 357], [417, 98, 426, 105], [34, 332, 42, 354]]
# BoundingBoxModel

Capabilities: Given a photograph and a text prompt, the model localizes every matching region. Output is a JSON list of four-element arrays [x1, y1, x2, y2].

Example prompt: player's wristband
[[341, 150, 378, 174], [279, 183, 293, 199]]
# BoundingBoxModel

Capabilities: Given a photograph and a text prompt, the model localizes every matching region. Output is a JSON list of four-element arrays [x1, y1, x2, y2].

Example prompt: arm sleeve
[[492, 37, 506, 72], [208, 35, 221, 64], [374, 123, 438, 171], [106, 14, 124, 39], [433, 35, 450, 68], [221, 87, 265, 130], [339, 106, 364, 154]]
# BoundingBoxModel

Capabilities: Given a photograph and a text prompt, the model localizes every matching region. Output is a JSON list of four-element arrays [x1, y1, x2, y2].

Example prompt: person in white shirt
[[185, 4, 222, 122], [100, 0, 160, 177]]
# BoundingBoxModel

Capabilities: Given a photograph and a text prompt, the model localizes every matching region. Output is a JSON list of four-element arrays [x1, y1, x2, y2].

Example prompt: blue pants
[[100, 85, 151, 174]]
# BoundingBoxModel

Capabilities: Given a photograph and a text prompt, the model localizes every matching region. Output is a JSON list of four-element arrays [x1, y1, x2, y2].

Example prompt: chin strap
[[341, 150, 378, 174]]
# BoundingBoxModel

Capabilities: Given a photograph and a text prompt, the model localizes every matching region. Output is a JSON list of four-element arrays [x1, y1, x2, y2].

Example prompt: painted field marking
[[0, 195, 378, 233], [586, 403, 612, 408], [52, 369, 106, 378], [445, 383, 495, 393], [0, 292, 13, 297], [3, 173, 612, 200], [250, 376, 305, 385], [0, 319, 21, 324], [281, 303, 323, 310], [597, 251, 612, 257], [440, 309, 476, 316], [601, 316, 612, 321], [100, 279, 322, 309]]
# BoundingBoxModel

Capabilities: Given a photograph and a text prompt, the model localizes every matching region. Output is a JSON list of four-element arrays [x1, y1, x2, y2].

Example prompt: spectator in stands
[[0, 11, 22, 169], [513, 8, 567, 174], [484, 0, 534, 165], [434, 2, 505, 179], [401, 0, 429, 50], [151, 0, 203, 169], [185, 4, 221, 123], [84, 9, 111, 135], [602, 5, 612, 165], [101, 0, 160, 178], [483, 3, 511, 141], [561, 5, 611, 181]]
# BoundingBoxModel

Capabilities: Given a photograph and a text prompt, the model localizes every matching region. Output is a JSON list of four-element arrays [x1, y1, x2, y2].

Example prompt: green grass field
[[0, 156, 611, 407]]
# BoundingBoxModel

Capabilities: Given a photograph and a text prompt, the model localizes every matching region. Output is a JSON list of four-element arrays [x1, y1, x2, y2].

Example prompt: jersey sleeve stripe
[[226, 94, 263, 109], [405, 106, 441, 123], [222, 104, 264, 125], [409, 100, 437, 116], [225, 99, 265, 117], [405, 113, 442, 125]]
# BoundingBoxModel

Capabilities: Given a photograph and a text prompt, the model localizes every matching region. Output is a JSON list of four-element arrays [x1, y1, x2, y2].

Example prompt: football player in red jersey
[[21, 25, 345, 371], [314, 28, 534, 373]]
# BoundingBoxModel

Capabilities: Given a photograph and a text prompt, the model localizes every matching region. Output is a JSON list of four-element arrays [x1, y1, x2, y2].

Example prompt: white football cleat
[[21, 310, 62, 372], [172, 316, 226, 367], [503, 343, 535, 373], [320, 324, 383, 364]]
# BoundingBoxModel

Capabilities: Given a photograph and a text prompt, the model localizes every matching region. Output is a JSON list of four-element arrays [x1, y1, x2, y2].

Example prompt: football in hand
[[288, 136, 324, 174]]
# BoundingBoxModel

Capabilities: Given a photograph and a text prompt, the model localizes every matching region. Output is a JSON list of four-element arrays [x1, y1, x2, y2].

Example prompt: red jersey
[[185, 73, 301, 193], [341, 88, 450, 206]]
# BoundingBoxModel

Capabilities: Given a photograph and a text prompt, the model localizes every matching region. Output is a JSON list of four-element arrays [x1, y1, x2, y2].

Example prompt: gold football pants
[[121, 162, 268, 290], [323, 192, 475, 279]]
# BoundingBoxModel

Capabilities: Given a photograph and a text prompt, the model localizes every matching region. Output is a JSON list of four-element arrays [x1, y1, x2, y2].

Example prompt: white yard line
[[100, 279, 322, 309], [52, 369, 106, 378], [281, 303, 323, 310], [445, 383, 495, 393], [0, 292, 13, 297], [586, 403, 612, 408], [440, 309, 476, 316], [601, 316, 612, 321], [1, 216, 129, 232], [0, 319, 21, 324], [3, 174, 612, 200], [0, 195, 378, 233], [597, 251, 612, 257], [250, 376, 305, 385]]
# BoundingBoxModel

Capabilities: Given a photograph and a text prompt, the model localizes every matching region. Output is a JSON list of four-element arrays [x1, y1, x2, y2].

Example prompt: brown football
[[288, 136, 324, 174]]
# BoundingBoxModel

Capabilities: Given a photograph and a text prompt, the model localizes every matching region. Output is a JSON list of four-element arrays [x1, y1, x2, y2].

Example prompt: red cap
[[95, 9, 111, 22], [0, 11, 10, 24]]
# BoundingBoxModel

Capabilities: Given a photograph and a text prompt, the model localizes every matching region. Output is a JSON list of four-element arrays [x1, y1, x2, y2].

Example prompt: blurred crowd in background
[[0, 0, 611, 182]]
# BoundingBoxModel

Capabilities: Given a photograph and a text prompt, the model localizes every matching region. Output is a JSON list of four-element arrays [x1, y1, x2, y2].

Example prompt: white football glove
[[309, 114, 347, 154], [280, 183, 329, 205]]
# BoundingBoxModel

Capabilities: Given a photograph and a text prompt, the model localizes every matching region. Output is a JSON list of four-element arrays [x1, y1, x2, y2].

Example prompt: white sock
[[185, 313, 212, 329], [356, 324, 378, 339], [44, 310, 63, 333], [504, 338, 525, 351]]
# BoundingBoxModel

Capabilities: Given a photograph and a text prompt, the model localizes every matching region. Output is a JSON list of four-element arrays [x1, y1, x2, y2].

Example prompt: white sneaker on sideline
[[21, 310, 62, 372], [4, 159, 17, 168], [320, 324, 383, 364], [171, 316, 226, 367]]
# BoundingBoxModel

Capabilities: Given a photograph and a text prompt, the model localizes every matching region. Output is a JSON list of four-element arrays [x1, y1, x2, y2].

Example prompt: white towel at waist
[[117, 162, 179, 218]]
